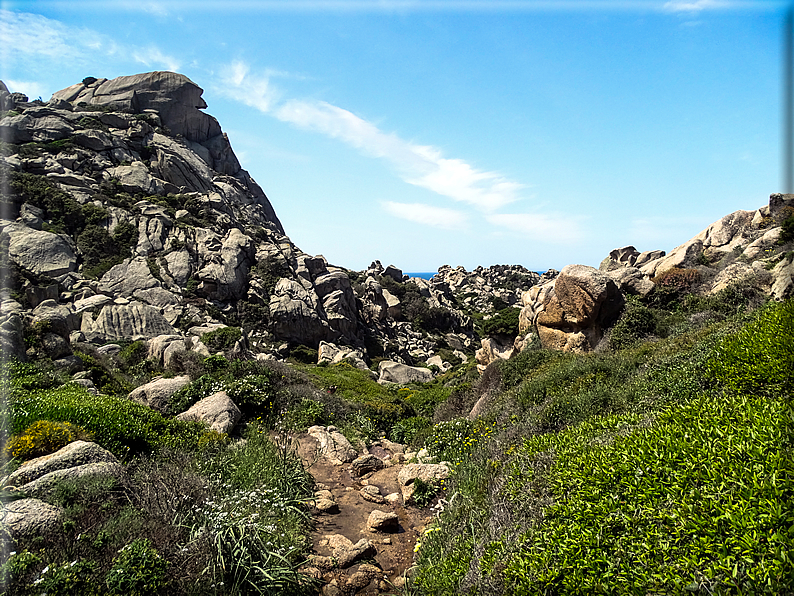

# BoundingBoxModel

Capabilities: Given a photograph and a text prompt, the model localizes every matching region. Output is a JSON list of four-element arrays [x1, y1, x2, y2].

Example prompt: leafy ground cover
[[413, 298, 794, 595]]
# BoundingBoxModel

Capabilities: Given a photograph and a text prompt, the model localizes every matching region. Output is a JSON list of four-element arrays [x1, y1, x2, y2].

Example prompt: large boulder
[[176, 390, 241, 434], [52, 72, 221, 144], [5, 441, 119, 488], [269, 279, 328, 346], [100, 257, 162, 297], [1, 499, 63, 542], [377, 361, 433, 385], [2, 223, 77, 277], [523, 264, 624, 353], [90, 303, 176, 340], [128, 375, 191, 413], [4, 441, 124, 498], [307, 426, 357, 464], [474, 336, 515, 374]]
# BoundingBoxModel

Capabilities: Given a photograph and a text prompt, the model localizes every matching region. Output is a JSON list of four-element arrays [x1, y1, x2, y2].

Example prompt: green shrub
[[200, 326, 241, 352], [609, 302, 664, 349], [8, 384, 205, 458], [390, 416, 430, 444], [498, 349, 560, 390], [481, 307, 520, 338], [117, 341, 148, 369], [283, 399, 325, 431], [5, 419, 92, 460], [105, 538, 168, 596], [34, 559, 100, 596], [780, 212, 794, 243], [412, 477, 440, 508], [652, 267, 701, 292], [202, 354, 228, 373], [289, 344, 318, 364], [10, 172, 85, 236]]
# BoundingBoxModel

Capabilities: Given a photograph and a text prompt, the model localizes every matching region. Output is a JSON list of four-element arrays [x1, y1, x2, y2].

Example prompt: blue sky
[[0, 0, 785, 272]]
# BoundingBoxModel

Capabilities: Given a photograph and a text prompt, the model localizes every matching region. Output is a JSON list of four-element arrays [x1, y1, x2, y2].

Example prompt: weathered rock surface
[[326, 535, 377, 568], [377, 360, 433, 385], [474, 336, 515, 374], [1, 499, 63, 541], [2, 223, 77, 277], [89, 303, 176, 340], [367, 510, 399, 533], [5, 440, 119, 488], [128, 375, 191, 413], [308, 426, 358, 464], [397, 463, 450, 503], [351, 454, 385, 476], [176, 390, 241, 434], [520, 264, 624, 353]]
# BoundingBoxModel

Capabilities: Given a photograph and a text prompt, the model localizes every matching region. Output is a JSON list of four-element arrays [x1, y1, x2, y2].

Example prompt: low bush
[[609, 301, 664, 349], [106, 538, 168, 596], [481, 306, 520, 338], [7, 383, 205, 458], [413, 298, 792, 596], [390, 415, 431, 445], [289, 344, 318, 364], [200, 326, 241, 352], [5, 419, 92, 460]]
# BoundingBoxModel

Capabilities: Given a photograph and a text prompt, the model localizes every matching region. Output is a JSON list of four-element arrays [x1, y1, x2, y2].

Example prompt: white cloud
[[0, 10, 97, 61], [486, 212, 582, 244], [220, 62, 523, 211], [382, 201, 468, 229], [0, 10, 177, 78], [132, 46, 181, 72], [3, 79, 47, 100], [662, 0, 729, 12], [220, 61, 282, 113]]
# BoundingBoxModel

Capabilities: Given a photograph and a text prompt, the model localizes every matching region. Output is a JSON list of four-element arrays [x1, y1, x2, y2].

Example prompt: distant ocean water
[[404, 272, 436, 280], [405, 271, 549, 280]]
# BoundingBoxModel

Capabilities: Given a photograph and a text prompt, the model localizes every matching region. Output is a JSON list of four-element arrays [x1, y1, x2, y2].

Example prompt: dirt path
[[293, 433, 432, 595]]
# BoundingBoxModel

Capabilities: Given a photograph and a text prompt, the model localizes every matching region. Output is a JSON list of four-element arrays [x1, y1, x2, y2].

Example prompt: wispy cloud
[[3, 79, 47, 100], [382, 201, 468, 229], [220, 61, 523, 211], [132, 46, 182, 72], [0, 10, 110, 61], [0, 10, 178, 76], [662, 0, 731, 12], [486, 213, 583, 244]]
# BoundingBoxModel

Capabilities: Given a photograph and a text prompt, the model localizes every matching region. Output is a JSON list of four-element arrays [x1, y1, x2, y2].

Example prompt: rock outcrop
[[519, 264, 624, 353], [176, 390, 241, 434]]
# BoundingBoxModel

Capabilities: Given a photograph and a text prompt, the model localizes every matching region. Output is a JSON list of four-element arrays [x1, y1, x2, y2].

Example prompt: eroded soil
[[293, 434, 432, 595]]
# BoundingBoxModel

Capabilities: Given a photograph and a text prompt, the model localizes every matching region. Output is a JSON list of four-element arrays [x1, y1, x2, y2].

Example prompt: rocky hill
[[1, 70, 792, 377], [1, 72, 792, 596], [0, 72, 516, 381]]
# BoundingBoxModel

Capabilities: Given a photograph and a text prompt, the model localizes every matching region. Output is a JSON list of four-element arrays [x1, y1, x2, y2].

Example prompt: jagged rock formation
[[2, 72, 791, 373], [516, 193, 794, 354], [0, 73, 479, 372], [600, 193, 794, 300]]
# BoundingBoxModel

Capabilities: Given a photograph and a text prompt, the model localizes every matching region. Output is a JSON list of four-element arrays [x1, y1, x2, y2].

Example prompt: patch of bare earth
[[293, 434, 433, 595]]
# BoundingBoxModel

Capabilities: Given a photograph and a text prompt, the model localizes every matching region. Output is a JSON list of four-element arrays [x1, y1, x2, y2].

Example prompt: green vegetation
[[5, 420, 93, 460], [481, 306, 521, 338], [200, 327, 241, 352], [781, 212, 794, 244], [412, 298, 794, 595], [1, 251, 790, 595], [0, 363, 318, 596]]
